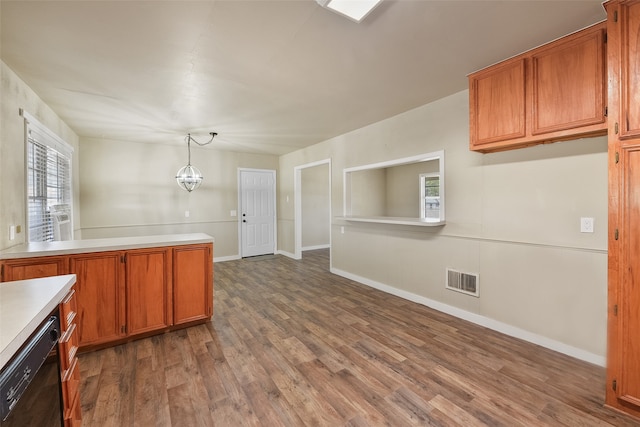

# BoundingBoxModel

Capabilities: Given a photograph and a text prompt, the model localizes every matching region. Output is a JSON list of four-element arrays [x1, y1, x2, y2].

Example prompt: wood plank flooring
[[79, 249, 640, 426]]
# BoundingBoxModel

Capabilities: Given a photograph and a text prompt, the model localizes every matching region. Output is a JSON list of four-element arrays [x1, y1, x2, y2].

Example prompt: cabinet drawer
[[60, 289, 77, 333], [62, 357, 81, 418], [64, 400, 82, 427], [59, 323, 79, 372]]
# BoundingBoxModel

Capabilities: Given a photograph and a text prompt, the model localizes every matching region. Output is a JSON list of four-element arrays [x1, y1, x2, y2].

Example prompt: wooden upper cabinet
[[0, 256, 68, 281], [531, 26, 606, 135], [125, 247, 172, 336], [469, 21, 607, 152], [470, 58, 526, 146], [617, 1, 640, 139], [172, 243, 213, 325]]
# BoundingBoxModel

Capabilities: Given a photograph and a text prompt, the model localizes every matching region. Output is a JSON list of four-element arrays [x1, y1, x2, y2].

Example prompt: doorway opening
[[294, 159, 331, 268]]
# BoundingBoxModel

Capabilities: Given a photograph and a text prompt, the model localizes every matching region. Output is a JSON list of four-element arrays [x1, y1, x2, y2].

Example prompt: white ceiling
[[1, 0, 606, 156]]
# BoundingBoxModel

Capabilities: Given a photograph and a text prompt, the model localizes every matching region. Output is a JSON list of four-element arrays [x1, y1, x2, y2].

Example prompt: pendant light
[[175, 132, 217, 192]]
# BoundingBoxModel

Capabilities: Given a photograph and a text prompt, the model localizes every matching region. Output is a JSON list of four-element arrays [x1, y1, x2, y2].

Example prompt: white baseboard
[[277, 250, 298, 259], [214, 255, 241, 263], [330, 267, 605, 367], [302, 244, 330, 251]]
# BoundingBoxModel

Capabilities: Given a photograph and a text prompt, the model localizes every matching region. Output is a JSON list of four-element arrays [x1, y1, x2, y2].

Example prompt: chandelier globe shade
[[176, 164, 203, 192]]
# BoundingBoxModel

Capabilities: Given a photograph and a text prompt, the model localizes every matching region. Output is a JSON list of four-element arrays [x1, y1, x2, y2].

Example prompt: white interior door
[[240, 169, 276, 257]]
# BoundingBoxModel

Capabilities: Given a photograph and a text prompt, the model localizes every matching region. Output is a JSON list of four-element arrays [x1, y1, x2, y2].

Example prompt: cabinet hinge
[[615, 229, 619, 240], [615, 122, 619, 134], [604, 106, 608, 117], [614, 10, 618, 23], [613, 379, 617, 391], [121, 254, 127, 263], [615, 151, 619, 164], [614, 304, 618, 316], [603, 32, 607, 44], [0, 264, 4, 282]]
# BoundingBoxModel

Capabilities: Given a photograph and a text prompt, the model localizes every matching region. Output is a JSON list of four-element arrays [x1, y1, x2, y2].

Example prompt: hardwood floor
[[79, 249, 639, 426]]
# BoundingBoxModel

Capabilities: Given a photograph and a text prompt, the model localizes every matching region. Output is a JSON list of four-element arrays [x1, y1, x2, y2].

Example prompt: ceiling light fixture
[[316, 0, 383, 23], [175, 132, 217, 192]]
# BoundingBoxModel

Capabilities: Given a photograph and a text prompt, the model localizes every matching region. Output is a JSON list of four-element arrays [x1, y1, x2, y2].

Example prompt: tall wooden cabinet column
[[605, 0, 640, 419]]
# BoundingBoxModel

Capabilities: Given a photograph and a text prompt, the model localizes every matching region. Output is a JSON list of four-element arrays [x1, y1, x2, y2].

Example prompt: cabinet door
[[616, 146, 640, 409], [69, 252, 125, 347], [172, 244, 213, 325], [619, 2, 640, 140], [0, 256, 68, 282], [469, 58, 526, 148], [126, 248, 171, 335], [531, 24, 606, 135]]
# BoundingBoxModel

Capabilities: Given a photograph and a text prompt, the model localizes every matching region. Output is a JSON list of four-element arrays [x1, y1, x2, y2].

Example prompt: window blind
[[23, 111, 74, 242]]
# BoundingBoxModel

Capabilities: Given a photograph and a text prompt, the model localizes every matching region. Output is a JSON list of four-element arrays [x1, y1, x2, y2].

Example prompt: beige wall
[[279, 89, 608, 363], [350, 168, 386, 217], [0, 61, 80, 251], [385, 160, 439, 217], [79, 137, 278, 258], [301, 164, 330, 249], [1, 57, 608, 364]]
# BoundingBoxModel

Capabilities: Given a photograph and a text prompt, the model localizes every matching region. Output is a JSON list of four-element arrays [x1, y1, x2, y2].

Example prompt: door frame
[[294, 159, 331, 260], [237, 168, 277, 258]]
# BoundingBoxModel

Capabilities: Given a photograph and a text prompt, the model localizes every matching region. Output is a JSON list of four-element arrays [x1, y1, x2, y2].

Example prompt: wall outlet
[[9, 225, 15, 240], [230, 210, 237, 217], [185, 210, 190, 218], [580, 217, 594, 233]]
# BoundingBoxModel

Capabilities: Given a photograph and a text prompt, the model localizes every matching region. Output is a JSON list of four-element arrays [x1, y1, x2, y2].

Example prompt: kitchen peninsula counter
[[0, 234, 214, 351], [0, 233, 213, 259]]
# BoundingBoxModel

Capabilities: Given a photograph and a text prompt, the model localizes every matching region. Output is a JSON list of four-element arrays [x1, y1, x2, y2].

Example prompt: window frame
[[419, 172, 440, 220], [22, 110, 74, 242]]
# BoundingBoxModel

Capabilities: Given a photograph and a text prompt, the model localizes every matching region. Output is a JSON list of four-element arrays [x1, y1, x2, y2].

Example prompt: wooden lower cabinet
[[69, 251, 126, 347], [62, 358, 82, 427], [173, 243, 213, 325], [0, 242, 213, 350], [0, 255, 67, 281], [126, 247, 171, 335], [59, 286, 82, 426]]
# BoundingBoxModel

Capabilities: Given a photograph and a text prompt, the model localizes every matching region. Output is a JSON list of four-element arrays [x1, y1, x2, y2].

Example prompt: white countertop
[[0, 274, 76, 369], [339, 216, 446, 226], [0, 233, 214, 260]]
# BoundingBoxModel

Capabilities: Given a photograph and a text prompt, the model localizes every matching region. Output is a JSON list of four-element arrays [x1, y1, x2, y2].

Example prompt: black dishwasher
[[0, 310, 63, 426]]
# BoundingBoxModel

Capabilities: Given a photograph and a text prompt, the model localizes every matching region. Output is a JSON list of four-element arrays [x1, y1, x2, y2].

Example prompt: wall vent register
[[446, 268, 479, 297]]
